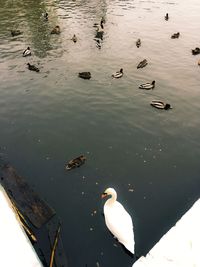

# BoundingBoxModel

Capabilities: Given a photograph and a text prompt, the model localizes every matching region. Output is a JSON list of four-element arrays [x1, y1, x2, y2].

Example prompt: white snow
[[0, 185, 43, 267], [133, 199, 200, 267]]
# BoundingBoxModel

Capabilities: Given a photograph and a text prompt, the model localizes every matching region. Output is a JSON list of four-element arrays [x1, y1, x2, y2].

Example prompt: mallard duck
[[66, 155, 86, 170], [112, 68, 123, 79], [136, 38, 141, 48], [102, 188, 135, 255], [78, 72, 91, 79], [139, 80, 155, 90], [171, 32, 180, 39], [27, 63, 39, 72], [71, 34, 77, 43], [137, 59, 148, 69], [150, 100, 171, 110], [51, 26, 61, 34], [23, 47, 31, 57], [192, 47, 200, 55], [11, 30, 23, 37], [165, 13, 169, 21]]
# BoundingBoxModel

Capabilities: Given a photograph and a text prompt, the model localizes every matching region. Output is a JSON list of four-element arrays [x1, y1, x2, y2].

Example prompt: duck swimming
[[72, 34, 77, 43], [66, 155, 86, 170], [139, 80, 155, 90], [102, 188, 135, 255], [23, 47, 31, 57], [43, 12, 48, 20], [79, 72, 91, 79], [27, 63, 39, 72], [51, 26, 61, 34], [136, 38, 141, 48], [137, 59, 148, 69], [150, 100, 171, 110], [112, 68, 123, 79], [165, 13, 169, 21], [11, 30, 23, 37], [192, 47, 200, 55], [171, 32, 180, 39]]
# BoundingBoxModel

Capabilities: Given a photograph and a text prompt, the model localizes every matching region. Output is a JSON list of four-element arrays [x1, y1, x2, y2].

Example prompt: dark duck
[[27, 63, 39, 72], [66, 155, 86, 170], [171, 32, 180, 39], [79, 72, 91, 79], [11, 30, 23, 37]]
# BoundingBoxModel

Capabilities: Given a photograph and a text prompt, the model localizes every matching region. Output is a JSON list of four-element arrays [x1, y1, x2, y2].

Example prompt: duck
[[66, 155, 86, 170], [171, 32, 180, 39], [51, 26, 61, 34], [78, 72, 91, 79], [95, 39, 101, 49], [139, 80, 155, 90], [165, 13, 169, 21], [102, 188, 135, 255], [71, 34, 77, 43], [11, 30, 23, 37], [43, 12, 48, 20], [136, 38, 141, 48], [150, 100, 171, 110], [192, 47, 200, 55], [112, 68, 123, 79], [27, 63, 39, 72], [137, 59, 148, 69], [23, 47, 31, 57]]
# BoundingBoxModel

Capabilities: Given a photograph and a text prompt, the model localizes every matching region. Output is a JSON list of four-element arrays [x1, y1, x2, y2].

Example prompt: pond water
[[1, 0, 200, 266]]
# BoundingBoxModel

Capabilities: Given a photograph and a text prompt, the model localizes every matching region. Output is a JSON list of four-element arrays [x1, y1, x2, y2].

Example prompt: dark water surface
[[1, 0, 200, 266]]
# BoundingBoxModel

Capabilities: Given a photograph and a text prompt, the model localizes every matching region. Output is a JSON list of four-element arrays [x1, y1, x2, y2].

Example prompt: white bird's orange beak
[[101, 193, 107, 199]]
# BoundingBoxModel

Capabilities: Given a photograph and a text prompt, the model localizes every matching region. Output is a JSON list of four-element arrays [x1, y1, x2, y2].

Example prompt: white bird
[[102, 188, 135, 254], [23, 47, 31, 57]]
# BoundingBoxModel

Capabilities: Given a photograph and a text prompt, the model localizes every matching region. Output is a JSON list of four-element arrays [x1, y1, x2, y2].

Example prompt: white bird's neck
[[106, 191, 117, 206]]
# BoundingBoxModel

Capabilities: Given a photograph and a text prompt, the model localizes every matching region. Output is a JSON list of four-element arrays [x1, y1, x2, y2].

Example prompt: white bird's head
[[101, 188, 117, 199]]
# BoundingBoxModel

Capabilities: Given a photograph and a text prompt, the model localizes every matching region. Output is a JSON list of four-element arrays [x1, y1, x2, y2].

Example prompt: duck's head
[[152, 80, 155, 85], [27, 46, 30, 50], [120, 68, 123, 73], [101, 188, 116, 199], [164, 103, 171, 110]]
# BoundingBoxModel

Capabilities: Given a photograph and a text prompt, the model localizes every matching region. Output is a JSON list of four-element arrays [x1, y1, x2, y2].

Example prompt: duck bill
[[101, 193, 107, 199]]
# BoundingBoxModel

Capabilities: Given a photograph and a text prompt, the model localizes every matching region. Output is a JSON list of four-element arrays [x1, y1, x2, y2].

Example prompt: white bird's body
[[102, 188, 135, 254]]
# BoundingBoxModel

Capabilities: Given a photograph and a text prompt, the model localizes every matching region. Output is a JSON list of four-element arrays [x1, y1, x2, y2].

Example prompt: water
[[1, 0, 200, 266]]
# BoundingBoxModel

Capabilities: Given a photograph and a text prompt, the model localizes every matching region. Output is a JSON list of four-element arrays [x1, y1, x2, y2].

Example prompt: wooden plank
[[0, 165, 55, 228]]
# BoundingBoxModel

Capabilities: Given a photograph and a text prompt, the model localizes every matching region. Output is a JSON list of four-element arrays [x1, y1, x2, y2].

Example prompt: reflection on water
[[1, 0, 200, 266]]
